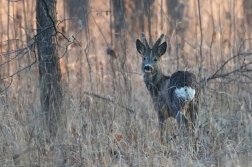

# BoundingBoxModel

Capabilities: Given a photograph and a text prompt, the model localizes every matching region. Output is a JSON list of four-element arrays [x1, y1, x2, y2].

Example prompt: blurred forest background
[[1, 0, 252, 166]]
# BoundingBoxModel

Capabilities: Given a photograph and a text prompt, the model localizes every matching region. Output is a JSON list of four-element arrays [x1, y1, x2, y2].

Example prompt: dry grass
[[1, 75, 252, 166], [1, 0, 252, 166]]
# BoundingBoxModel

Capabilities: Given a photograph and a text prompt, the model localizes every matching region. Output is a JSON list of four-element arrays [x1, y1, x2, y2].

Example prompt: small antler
[[153, 34, 164, 51], [141, 32, 151, 51]]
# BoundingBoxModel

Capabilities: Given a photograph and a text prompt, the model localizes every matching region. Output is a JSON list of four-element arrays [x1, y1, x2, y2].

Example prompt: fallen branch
[[83, 91, 134, 113]]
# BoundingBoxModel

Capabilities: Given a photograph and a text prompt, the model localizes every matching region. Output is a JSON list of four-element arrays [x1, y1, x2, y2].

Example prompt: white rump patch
[[175, 86, 195, 101]]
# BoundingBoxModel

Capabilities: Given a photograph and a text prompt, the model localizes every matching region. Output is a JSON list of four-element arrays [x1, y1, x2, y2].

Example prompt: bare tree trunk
[[112, 0, 124, 39], [36, 0, 62, 135]]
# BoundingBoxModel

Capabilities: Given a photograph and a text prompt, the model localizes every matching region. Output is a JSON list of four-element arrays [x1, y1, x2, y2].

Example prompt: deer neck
[[143, 70, 167, 98]]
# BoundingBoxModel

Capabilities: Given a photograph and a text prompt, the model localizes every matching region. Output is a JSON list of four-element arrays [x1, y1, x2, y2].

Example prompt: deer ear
[[157, 42, 167, 56], [136, 39, 145, 55]]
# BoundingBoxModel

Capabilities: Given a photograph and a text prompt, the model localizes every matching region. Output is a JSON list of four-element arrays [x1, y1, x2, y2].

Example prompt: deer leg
[[158, 110, 165, 143], [169, 98, 188, 128], [175, 111, 188, 127]]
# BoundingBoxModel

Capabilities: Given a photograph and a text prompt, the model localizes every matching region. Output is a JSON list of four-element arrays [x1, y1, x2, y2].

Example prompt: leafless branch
[[0, 44, 37, 82], [83, 91, 134, 113], [204, 52, 252, 83], [0, 2, 76, 89], [197, 0, 203, 80]]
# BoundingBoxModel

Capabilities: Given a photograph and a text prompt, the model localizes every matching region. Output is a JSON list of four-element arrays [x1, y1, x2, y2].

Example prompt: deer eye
[[143, 58, 146, 61], [154, 58, 157, 62]]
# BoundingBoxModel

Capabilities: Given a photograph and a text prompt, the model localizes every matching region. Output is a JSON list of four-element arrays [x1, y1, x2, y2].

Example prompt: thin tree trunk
[[36, 0, 62, 135]]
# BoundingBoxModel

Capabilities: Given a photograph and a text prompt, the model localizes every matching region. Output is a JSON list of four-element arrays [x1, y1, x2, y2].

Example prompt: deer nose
[[144, 64, 153, 72]]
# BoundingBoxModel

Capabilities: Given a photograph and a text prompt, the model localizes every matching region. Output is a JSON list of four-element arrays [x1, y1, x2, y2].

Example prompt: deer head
[[136, 33, 167, 77]]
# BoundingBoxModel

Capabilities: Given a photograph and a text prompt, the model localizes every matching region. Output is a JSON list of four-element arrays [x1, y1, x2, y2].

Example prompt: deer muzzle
[[144, 64, 153, 73]]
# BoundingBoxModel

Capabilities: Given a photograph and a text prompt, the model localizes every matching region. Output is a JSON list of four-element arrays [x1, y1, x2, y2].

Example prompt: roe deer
[[136, 33, 200, 140]]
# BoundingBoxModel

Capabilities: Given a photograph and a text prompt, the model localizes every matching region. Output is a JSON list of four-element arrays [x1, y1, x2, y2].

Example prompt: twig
[[83, 91, 134, 113], [90, 13, 109, 46], [205, 52, 252, 82], [197, 0, 203, 80], [0, 44, 37, 81]]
